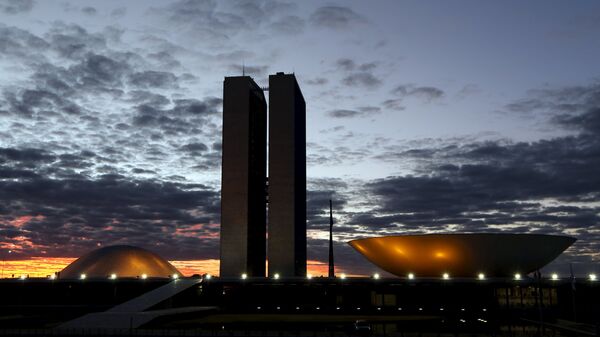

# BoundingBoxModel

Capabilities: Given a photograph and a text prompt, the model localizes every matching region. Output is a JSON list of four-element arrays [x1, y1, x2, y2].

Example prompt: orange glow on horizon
[[1, 257, 76, 278], [1, 257, 363, 278]]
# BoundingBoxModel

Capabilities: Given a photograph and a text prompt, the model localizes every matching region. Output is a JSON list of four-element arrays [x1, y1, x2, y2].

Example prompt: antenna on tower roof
[[242, 63, 245, 76]]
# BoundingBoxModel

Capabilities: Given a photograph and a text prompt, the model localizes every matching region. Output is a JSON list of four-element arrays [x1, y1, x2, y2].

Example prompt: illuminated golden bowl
[[60, 245, 181, 279], [348, 234, 575, 278]]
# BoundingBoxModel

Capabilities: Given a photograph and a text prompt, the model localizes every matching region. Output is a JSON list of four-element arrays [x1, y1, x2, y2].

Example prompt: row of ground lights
[[14, 272, 598, 281], [235, 272, 598, 281]]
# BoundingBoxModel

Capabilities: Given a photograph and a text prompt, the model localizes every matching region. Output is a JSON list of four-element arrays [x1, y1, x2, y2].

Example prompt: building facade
[[267, 73, 307, 277], [220, 76, 267, 277]]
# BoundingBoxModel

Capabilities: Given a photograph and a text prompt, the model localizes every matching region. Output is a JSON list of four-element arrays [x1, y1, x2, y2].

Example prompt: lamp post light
[[478, 273, 486, 280], [514, 273, 521, 281], [1, 250, 12, 279], [407, 273, 415, 280]]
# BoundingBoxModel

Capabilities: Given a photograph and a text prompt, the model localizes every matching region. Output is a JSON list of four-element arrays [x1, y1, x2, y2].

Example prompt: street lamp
[[1, 249, 13, 279]]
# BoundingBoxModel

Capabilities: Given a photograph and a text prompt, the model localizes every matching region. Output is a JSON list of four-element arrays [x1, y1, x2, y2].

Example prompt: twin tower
[[220, 73, 306, 278]]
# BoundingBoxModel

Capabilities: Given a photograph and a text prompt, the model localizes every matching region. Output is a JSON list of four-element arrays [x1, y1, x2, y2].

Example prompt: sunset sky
[[1, 0, 599, 277]]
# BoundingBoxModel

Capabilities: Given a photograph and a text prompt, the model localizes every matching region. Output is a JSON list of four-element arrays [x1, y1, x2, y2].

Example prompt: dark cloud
[[81, 6, 97, 16], [147, 51, 182, 69], [336, 58, 355, 71], [46, 23, 108, 59], [327, 109, 360, 118], [0, 148, 55, 166], [307, 178, 348, 214], [0, 171, 220, 259], [342, 72, 381, 88], [335, 58, 382, 89], [126, 90, 171, 107], [128, 71, 179, 89], [180, 142, 209, 155], [381, 98, 405, 111], [392, 84, 445, 102], [310, 6, 367, 30], [0, 0, 35, 14], [132, 97, 221, 137], [327, 106, 381, 119], [504, 82, 600, 121], [0, 25, 49, 59], [156, 0, 303, 42], [2, 88, 83, 117], [306, 77, 328, 86]]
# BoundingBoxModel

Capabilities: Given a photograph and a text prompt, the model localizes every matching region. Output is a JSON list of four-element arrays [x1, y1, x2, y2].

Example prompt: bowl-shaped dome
[[60, 245, 181, 279], [349, 234, 575, 278]]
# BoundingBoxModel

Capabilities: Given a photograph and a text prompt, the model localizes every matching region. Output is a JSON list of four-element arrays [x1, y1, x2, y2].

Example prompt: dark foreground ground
[[0, 277, 598, 336]]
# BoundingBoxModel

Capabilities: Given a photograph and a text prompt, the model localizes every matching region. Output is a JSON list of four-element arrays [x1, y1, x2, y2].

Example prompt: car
[[354, 320, 371, 334]]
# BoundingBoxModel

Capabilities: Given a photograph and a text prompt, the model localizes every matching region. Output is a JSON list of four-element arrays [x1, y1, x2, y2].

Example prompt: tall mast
[[328, 199, 335, 278]]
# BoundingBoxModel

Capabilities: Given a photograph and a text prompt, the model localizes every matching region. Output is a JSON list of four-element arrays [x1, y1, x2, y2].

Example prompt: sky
[[0, 0, 599, 277]]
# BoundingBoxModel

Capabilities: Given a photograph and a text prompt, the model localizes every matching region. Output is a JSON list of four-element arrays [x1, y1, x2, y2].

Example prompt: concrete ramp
[[108, 278, 200, 313], [59, 278, 208, 329]]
